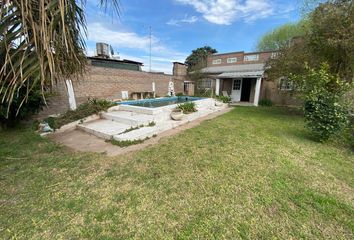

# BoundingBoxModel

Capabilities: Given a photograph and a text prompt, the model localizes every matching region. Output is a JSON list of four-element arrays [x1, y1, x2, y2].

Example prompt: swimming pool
[[118, 96, 203, 108]]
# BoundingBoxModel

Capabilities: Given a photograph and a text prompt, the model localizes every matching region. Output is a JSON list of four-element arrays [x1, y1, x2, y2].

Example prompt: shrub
[[177, 102, 197, 114], [216, 96, 231, 103], [0, 83, 46, 128], [292, 64, 351, 142], [46, 98, 114, 129], [259, 99, 273, 106], [304, 93, 348, 141], [175, 92, 185, 96]]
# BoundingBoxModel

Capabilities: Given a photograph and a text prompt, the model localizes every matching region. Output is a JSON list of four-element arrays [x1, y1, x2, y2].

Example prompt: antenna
[[149, 26, 152, 72]]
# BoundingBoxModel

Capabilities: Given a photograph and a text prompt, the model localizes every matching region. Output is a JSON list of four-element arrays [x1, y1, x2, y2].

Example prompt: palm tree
[[0, 0, 120, 117]]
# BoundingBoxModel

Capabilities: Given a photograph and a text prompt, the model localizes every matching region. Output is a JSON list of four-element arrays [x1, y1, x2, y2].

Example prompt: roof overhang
[[217, 70, 264, 78]]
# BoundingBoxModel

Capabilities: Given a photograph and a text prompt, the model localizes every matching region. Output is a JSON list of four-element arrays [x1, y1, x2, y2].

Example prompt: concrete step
[[101, 111, 155, 126], [77, 119, 131, 140], [113, 126, 159, 141]]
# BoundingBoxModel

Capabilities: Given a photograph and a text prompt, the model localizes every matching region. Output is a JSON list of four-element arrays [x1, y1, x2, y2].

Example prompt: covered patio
[[202, 63, 265, 106]]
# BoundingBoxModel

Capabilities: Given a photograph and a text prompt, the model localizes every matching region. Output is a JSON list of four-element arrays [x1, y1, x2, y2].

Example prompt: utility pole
[[149, 26, 156, 98], [149, 26, 152, 72]]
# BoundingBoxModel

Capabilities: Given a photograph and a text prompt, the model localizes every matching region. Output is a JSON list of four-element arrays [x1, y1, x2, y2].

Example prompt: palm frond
[[0, 0, 120, 118]]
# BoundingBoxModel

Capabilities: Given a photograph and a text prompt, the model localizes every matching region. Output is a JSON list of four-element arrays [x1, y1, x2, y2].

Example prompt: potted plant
[[170, 108, 183, 120]]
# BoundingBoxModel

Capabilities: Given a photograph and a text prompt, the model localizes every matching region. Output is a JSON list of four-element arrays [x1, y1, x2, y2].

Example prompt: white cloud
[[175, 0, 276, 25], [87, 23, 152, 50], [167, 15, 198, 26], [86, 23, 187, 74]]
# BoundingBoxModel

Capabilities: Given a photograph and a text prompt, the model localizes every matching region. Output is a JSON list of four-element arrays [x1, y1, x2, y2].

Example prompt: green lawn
[[1, 107, 353, 239]]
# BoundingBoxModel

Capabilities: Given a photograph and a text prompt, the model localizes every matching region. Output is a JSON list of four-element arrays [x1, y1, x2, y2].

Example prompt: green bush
[[304, 94, 348, 141], [216, 96, 231, 103], [288, 64, 352, 142], [175, 92, 185, 96], [46, 98, 114, 129], [259, 99, 273, 106], [0, 83, 46, 128], [177, 102, 197, 114]]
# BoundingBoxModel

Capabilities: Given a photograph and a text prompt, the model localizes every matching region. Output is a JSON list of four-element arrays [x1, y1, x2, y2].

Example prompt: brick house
[[200, 51, 299, 106]]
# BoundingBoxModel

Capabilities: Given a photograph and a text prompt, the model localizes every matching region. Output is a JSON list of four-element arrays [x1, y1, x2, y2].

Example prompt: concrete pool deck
[[49, 107, 231, 156]]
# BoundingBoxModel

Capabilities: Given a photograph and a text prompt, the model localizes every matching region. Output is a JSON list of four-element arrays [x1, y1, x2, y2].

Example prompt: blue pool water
[[118, 96, 203, 108]]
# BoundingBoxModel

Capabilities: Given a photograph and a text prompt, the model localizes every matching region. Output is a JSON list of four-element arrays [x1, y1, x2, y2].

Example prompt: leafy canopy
[[184, 46, 217, 72], [256, 20, 308, 51], [267, 0, 353, 84], [266, 0, 353, 142]]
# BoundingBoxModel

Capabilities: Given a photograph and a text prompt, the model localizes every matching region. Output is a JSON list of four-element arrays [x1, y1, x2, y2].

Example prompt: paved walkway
[[49, 107, 231, 157]]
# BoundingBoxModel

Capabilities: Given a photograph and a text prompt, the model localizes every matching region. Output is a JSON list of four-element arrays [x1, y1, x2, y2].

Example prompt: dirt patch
[[49, 108, 232, 156]]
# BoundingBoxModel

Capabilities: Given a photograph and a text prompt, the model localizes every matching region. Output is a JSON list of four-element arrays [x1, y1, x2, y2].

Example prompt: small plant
[[45, 98, 115, 129], [216, 96, 231, 103], [259, 99, 273, 107], [108, 137, 150, 147], [177, 102, 197, 114], [176, 92, 185, 96], [147, 121, 156, 126], [121, 126, 140, 134]]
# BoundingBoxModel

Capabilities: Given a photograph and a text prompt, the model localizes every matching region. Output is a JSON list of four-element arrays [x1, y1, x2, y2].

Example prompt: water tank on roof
[[96, 42, 110, 58]]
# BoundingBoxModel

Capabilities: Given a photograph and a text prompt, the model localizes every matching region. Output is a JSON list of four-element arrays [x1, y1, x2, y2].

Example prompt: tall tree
[[0, 0, 120, 118], [256, 20, 308, 51], [266, 0, 353, 142], [185, 46, 217, 72], [267, 0, 353, 82]]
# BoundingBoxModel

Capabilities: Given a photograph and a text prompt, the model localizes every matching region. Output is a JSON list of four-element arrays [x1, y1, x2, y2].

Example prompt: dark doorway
[[241, 79, 252, 102]]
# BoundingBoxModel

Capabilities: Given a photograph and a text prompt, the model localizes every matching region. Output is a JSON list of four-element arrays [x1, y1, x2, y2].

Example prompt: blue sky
[[85, 0, 302, 73]]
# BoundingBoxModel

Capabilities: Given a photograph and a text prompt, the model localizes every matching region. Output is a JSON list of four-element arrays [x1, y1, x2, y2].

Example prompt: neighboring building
[[200, 51, 299, 106], [173, 62, 195, 96], [87, 57, 143, 71]]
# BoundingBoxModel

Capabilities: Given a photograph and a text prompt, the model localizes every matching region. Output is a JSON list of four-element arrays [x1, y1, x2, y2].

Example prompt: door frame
[[240, 78, 252, 102], [231, 78, 243, 102]]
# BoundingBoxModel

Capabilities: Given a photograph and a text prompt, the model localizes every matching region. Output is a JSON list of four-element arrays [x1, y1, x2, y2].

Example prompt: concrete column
[[152, 82, 156, 98], [254, 77, 262, 106], [215, 78, 220, 96], [65, 79, 77, 110]]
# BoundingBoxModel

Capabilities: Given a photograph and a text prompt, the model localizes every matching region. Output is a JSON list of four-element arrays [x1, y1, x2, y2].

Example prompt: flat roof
[[173, 62, 187, 65], [87, 56, 144, 65]]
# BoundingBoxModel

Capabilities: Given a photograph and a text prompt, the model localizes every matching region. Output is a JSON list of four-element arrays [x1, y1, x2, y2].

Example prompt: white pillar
[[215, 78, 220, 96], [254, 77, 262, 106], [152, 82, 156, 98], [65, 79, 77, 110]]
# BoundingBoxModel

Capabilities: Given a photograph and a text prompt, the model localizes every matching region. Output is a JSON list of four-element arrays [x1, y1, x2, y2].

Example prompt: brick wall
[[260, 79, 301, 106], [37, 65, 186, 118], [207, 51, 274, 67]]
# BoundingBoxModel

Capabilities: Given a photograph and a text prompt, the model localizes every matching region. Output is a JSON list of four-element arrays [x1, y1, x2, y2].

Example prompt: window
[[244, 54, 259, 62], [184, 81, 194, 95], [197, 79, 212, 89], [212, 59, 222, 64], [227, 57, 237, 63], [233, 79, 241, 90], [271, 52, 279, 59], [279, 77, 294, 91]]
